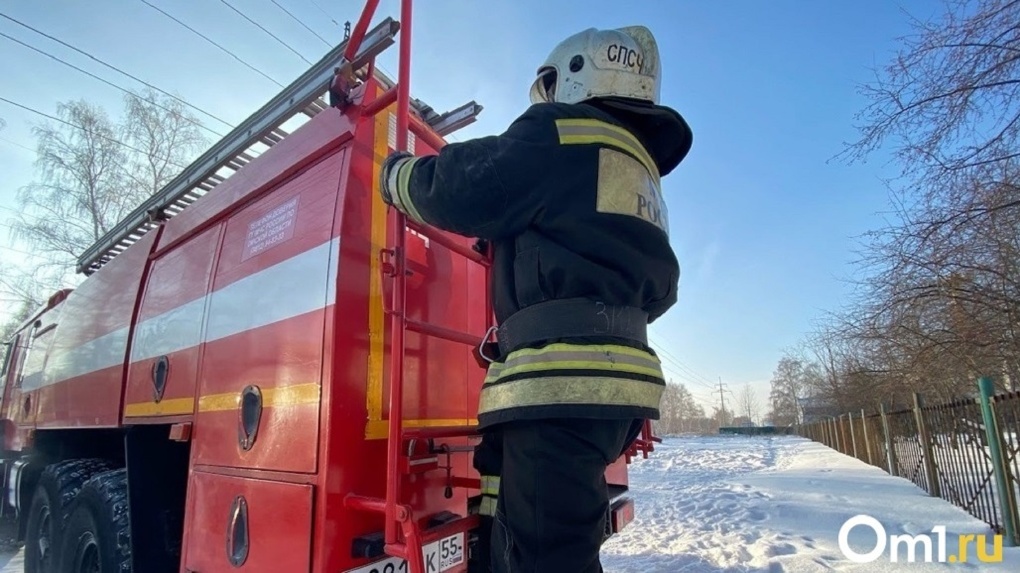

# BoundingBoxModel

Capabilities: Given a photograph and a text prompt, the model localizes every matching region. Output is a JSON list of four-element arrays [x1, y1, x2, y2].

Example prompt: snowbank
[[602, 434, 1020, 572]]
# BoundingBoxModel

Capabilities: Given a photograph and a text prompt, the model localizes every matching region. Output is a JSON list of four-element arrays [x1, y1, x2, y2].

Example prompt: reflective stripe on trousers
[[479, 474, 500, 516]]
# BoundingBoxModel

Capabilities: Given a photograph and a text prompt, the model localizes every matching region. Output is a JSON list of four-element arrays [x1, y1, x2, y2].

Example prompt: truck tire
[[58, 469, 132, 573], [24, 458, 117, 573]]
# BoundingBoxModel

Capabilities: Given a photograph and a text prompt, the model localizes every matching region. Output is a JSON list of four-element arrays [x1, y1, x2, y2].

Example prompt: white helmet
[[529, 26, 661, 106]]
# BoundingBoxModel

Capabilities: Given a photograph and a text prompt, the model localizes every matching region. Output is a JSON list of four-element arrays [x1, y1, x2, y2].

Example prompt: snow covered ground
[[0, 550, 19, 572], [2, 434, 1017, 572], [603, 434, 1020, 572]]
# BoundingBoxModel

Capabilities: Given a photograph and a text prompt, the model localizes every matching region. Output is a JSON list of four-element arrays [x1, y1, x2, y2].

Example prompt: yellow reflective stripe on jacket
[[478, 374, 665, 415], [392, 156, 426, 224], [483, 343, 663, 384], [555, 118, 659, 183], [480, 475, 500, 496]]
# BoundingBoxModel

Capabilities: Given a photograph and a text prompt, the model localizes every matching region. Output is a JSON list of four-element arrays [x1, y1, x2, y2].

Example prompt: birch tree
[[7, 90, 207, 287]]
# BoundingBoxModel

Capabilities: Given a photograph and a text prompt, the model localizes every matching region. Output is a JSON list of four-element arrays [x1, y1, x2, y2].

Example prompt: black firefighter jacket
[[383, 99, 692, 428]]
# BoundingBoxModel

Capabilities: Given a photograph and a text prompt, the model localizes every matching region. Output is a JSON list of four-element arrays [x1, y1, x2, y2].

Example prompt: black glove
[[379, 150, 415, 207]]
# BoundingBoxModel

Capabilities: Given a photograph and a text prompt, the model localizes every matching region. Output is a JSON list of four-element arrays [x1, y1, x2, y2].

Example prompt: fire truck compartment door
[[192, 151, 344, 474], [183, 470, 313, 572]]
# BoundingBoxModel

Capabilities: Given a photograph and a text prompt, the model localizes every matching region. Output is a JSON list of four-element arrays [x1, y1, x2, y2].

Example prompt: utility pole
[[718, 376, 727, 415]]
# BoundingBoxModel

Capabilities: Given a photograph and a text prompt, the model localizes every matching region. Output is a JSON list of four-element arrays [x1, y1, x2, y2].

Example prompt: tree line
[[1, 89, 208, 340], [654, 381, 765, 435], [768, 0, 1020, 423]]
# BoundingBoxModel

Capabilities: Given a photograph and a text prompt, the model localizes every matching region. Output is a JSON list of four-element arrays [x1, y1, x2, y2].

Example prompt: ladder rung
[[408, 117, 446, 156], [363, 85, 398, 117], [450, 476, 480, 490], [405, 318, 478, 346], [401, 426, 479, 441], [344, 494, 389, 515], [406, 220, 489, 266]]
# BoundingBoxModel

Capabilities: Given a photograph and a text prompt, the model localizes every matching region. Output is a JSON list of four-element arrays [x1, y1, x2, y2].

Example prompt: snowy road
[[3, 435, 1018, 572], [603, 435, 1020, 572]]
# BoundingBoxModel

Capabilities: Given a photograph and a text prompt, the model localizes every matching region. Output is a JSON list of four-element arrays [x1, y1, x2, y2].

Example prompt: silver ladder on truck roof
[[76, 17, 482, 276]]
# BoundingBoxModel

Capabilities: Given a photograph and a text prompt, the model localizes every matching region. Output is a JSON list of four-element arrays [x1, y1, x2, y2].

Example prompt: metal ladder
[[341, 1, 660, 570], [76, 11, 479, 276], [341, 1, 494, 572]]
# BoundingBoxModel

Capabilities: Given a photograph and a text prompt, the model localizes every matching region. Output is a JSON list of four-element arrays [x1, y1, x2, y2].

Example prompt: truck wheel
[[24, 459, 116, 573], [58, 469, 132, 573]]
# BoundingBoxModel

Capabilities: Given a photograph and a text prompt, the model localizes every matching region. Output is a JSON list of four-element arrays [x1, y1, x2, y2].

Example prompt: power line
[[660, 364, 716, 391], [0, 96, 188, 169], [138, 0, 284, 88], [0, 12, 234, 130], [270, 0, 330, 46], [668, 361, 716, 390], [218, 0, 311, 65], [0, 31, 225, 138], [306, 0, 341, 28], [655, 342, 713, 384], [300, 2, 403, 87], [0, 135, 35, 153], [649, 342, 716, 390], [649, 330, 716, 385], [288, 0, 466, 145], [0, 244, 39, 257]]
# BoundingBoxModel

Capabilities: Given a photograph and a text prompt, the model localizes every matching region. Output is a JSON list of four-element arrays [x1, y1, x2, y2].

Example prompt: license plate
[[344, 532, 465, 573]]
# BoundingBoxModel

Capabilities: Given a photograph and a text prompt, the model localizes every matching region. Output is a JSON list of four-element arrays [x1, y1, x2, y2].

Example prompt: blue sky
[[0, 0, 938, 414]]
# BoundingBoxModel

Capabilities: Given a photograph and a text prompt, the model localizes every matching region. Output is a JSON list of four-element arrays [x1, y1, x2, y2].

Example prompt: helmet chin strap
[[544, 76, 557, 101], [531, 68, 557, 103]]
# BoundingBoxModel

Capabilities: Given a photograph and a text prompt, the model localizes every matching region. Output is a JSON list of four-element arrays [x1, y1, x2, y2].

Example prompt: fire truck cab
[[0, 2, 652, 572]]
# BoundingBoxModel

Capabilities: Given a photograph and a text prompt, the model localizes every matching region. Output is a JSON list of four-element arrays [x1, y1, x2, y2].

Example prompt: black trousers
[[472, 418, 642, 573]]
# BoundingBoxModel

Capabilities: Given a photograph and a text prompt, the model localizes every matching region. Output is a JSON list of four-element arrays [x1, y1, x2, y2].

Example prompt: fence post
[[978, 376, 1019, 546], [841, 414, 850, 454], [833, 416, 840, 452], [880, 403, 898, 476], [913, 393, 941, 498], [832, 416, 842, 453], [849, 411, 859, 459], [862, 408, 873, 466]]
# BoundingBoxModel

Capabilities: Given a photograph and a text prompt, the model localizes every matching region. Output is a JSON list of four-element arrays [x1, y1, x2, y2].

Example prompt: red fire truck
[[0, 1, 657, 571]]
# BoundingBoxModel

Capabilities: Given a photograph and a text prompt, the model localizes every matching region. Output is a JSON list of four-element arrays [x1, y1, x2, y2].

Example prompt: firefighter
[[378, 25, 692, 573]]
